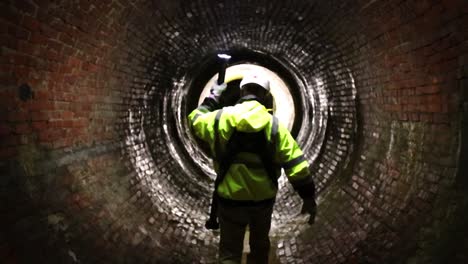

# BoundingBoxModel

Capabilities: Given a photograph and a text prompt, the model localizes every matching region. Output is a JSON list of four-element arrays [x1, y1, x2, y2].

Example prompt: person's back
[[188, 74, 316, 264]]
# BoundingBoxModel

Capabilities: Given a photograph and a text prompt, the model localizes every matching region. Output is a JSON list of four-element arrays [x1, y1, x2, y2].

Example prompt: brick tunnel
[[1, 0, 467, 263]]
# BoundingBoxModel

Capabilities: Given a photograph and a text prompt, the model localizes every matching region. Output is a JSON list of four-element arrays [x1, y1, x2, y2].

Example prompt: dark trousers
[[217, 199, 275, 264]]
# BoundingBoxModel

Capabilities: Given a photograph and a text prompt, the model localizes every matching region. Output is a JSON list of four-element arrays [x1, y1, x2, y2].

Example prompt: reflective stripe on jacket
[[188, 99, 312, 201]]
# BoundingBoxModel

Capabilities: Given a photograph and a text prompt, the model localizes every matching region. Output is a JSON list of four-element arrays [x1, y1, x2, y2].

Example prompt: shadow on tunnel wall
[[1, 0, 468, 263]]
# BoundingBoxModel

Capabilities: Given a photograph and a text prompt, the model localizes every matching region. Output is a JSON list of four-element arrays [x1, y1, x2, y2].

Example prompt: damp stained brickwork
[[0, 0, 467, 263]]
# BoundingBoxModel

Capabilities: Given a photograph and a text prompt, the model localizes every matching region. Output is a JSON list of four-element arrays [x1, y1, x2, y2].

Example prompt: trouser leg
[[218, 203, 248, 264], [247, 202, 274, 264]]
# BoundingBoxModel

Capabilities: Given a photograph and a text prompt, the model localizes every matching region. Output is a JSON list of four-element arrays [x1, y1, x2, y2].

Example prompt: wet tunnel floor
[[1, 0, 468, 263]]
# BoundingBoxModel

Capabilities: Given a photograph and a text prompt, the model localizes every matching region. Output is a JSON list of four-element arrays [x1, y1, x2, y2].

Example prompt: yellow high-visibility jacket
[[188, 97, 315, 201]]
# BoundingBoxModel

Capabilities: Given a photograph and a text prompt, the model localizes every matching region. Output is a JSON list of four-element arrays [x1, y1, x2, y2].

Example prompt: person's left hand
[[209, 82, 227, 102]]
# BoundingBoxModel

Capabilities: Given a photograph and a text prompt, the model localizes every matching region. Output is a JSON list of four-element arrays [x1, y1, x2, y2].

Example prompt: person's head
[[239, 75, 270, 105]]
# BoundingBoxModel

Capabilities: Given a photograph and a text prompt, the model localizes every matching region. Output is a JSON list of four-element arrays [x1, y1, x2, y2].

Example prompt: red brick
[[425, 102, 442, 113], [415, 85, 440, 95], [52, 101, 70, 111], [31, 111, 54, 121], [71, 194, 91, 208], [22, 16, 40, 31], [0, 108, 8, 122], [8, 25, 30, 40], [433, 113, 450, 124], [46, 50, 61, 62], [82, 62, 98, 72], [0, 72, 18, 87], [0, 64, 13, 74], [0, 34, 18, 50], [34, 90, 49, 101], [6, 111, 29, 122], [68, 56, 82, 67], [30, 100, 53, 111], [11, 54, 31, 66], [59, 32, 75, 46], [0, 124, 12, 135], [46, 61, 60, 72], [0, 18, 7, 33], [80, 103, 92, 112], [0, 147, 17, 159], [49, 120, 74, 128], [48, 120, 60, 128], [29, 32, 47, 45], [398, 96, 409, 104], [54, 92, 74, 102], [46, 39, 63, 53], [13, 0, 37, 15], [0, 135, 19, 146], [14, 123, 31, 134], [398, 112, 408, 121], [73, 119, 88, 127], [0, 95, 14, 110], [38, 130, 52, 142], [39, 24, 58, 38], [62, 45, 74, 57], [63, 120, 74, 127], [52, 137, 73, 148], [408, 96, 423, 105], [406, 104, 417, 112], [424, 94, 440, 104], [17, 40, 37, 54], [48, 72, 65, 84], [384, 104, 401, 112], [70, 128, 85, 137], [61, 111, 75, 119], [0, 5, 22, 24], [58, 64, 75, 74], [48, 17, 68, 33], [409, 113, 420, 121], [38, 128, 66, 142], [31, 121, 48, 130], [64, 75, 79, 85], [13, 67, 33, 79]]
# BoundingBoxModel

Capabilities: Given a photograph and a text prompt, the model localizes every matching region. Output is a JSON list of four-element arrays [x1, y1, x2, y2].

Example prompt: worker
[[188, 73, 316, 264]]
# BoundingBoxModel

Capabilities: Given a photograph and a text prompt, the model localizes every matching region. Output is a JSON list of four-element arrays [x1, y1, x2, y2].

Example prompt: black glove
[[301, 198, 317, 225], [198, 83, 228, 112]]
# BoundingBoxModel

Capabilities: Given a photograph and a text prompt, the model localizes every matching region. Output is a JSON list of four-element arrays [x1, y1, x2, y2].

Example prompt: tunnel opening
[[186, 48, 306, 137], [197, 63, 296, 130], [1, 0, 467, 263]]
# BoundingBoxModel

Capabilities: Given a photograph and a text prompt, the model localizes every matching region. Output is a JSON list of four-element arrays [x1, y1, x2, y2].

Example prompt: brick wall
[[0, 0, 467, 263]]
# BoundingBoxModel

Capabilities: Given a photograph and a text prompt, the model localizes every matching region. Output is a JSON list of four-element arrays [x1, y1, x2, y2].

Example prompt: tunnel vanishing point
[[1, 0, 468, 263]]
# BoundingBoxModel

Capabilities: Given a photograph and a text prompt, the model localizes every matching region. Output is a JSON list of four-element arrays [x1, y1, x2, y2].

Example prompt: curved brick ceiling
[[1, 0, 467, 263]]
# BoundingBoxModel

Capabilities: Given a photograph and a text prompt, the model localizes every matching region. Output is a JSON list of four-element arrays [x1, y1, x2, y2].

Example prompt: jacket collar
[[237, 95, 262, 104]]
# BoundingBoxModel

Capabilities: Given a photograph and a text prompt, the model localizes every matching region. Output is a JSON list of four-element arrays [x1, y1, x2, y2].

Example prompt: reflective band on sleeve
[[270, 116, 278, 150], [214, 110, 223, 129], [197, 105, 210, 113], [282, 155, 306, 170], [191, 113, 202, 123], [271, 116, 278, 138], [214, 110, 223, 159]]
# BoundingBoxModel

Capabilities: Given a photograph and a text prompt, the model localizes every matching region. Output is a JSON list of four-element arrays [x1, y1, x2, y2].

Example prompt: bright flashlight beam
[[217, 54, 231, 60]]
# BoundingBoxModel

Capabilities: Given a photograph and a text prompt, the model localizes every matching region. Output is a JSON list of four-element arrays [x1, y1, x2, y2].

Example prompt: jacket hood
[[233, 100, 271, 132]]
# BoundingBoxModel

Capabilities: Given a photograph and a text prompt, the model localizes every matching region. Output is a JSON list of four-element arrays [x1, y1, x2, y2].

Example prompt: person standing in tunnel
[[188, 73, 316, 264]]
